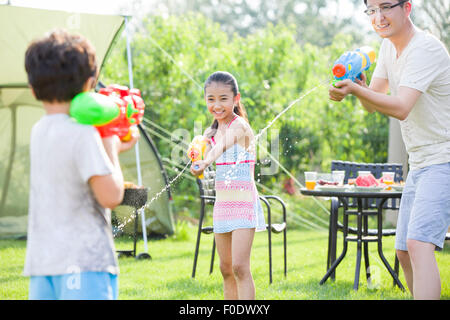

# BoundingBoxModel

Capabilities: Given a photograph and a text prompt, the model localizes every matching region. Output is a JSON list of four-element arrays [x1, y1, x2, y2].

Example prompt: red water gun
[[70, 84, 145, 141]]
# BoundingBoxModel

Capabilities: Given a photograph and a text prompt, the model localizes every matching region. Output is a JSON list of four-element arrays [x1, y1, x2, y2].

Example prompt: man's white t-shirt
[[24, 114, 118, 276], [372, 29, 450, 170]]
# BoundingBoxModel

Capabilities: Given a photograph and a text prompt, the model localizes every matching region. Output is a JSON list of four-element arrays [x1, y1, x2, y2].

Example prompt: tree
[[119, 0, 369, 47], [415, 0, 450, 49]]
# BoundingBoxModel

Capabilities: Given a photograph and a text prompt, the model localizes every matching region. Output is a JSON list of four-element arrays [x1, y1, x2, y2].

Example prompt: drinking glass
[[304, 171, 317, 190], [382, 171, 394, 190], [332, 170, 345, 186]]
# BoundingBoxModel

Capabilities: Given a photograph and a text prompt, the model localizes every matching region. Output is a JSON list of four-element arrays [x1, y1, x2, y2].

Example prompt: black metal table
[[300, 187, 405, 291]]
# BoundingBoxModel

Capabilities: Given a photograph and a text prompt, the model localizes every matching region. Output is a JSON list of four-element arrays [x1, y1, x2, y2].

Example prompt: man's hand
[[329, 79, 356, 101], [355, 72, 369, 88], [329, 73, 369, 102]]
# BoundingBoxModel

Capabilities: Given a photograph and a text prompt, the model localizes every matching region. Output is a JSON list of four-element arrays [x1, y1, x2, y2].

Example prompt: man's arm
[[329, 78, 422, 120], [357, 76, 389, 113], [329, 73, 388, 112], [353, 83, 422, 120]]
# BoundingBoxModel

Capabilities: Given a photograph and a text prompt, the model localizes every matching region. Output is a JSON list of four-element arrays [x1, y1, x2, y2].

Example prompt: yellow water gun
[[187, 135, 208, 179]]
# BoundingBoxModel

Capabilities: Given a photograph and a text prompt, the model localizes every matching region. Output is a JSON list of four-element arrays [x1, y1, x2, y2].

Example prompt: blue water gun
[[332, 46, 376, 86]]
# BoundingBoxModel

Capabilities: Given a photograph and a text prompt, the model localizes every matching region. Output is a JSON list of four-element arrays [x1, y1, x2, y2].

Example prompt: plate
[[316, 186, 349, 192], [391, 185, 404, 191], [353, 186, 385, 192]]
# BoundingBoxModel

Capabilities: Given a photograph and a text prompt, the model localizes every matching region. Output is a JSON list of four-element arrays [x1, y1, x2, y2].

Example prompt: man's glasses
[[364, 0, 409, 16]]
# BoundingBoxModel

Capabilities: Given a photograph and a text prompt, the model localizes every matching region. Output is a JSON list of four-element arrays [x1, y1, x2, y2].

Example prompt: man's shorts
[[29, 272, 118, 300], [395, 162, 450, 251]]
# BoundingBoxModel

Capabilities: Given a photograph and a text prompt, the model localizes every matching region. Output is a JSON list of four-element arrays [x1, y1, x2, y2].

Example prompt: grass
[[1, 224, 449, 300]]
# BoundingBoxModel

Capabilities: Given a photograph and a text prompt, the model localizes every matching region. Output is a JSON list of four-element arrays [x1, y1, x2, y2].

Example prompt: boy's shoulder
[[35, 113, 92, 128], [33, 114, 98, 139]]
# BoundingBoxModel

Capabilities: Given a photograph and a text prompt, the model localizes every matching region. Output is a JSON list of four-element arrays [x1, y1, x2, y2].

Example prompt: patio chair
[[327, 160, 403, 285], [191, 167, 287, 284]]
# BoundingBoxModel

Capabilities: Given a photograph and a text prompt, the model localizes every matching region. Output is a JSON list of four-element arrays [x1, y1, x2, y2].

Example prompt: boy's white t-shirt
[[372, 29, 450, 170], [24, 114, 118, 276]]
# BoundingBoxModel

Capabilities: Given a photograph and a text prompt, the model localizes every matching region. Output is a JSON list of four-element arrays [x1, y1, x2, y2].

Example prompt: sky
[[1, 0, 127, 14], [2, 0, 375, 32], [1, 0, 425, 18], [3, 0, 427, 37], [3, 0, 368, 18]]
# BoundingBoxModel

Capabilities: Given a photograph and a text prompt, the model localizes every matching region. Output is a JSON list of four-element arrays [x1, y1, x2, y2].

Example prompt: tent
[[0, 5, 174, 239]]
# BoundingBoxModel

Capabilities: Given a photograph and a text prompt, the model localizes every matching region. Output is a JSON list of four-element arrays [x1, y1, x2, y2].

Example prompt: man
[[329, 0, 450, 299]]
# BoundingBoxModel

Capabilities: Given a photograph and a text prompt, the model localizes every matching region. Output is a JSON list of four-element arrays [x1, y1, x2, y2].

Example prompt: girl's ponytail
[[233, 101, 249, 123], [206, 119, 219, 139]]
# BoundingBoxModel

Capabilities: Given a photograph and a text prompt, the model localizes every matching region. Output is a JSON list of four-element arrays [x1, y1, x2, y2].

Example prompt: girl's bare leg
[[231, 228, 255, 300], [215, 232, 237, 299]]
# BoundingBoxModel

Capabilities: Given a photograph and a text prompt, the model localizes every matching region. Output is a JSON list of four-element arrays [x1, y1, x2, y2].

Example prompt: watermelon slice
[[355, 174, 379, 187]]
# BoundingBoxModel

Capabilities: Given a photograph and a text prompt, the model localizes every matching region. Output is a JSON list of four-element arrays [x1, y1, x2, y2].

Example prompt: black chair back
[[196, 168, 216, 204]]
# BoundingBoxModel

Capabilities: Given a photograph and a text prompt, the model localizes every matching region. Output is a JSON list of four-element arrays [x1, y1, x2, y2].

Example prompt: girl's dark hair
[[25, 29, 97, 102], [204, 71, 248, 138]]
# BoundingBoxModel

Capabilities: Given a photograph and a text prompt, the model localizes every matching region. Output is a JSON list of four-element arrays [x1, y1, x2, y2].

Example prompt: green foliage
[[101, 13, 388, 195], [131, 0, 368, 47], [171, 220, 192, 242]]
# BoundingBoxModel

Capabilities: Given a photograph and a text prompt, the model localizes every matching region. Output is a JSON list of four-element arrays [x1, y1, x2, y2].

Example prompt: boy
[[23, 30, 139, 300]]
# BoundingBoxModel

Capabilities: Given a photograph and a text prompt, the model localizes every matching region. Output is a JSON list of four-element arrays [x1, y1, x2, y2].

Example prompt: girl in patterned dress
[[191, 71, 265, 300]]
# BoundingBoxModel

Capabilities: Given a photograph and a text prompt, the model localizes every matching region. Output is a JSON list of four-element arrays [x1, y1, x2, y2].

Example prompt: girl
[[191, 71, 265, 300]]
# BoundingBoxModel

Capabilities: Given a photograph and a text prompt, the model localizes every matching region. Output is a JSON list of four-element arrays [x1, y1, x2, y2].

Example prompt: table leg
[[377, 242, 405, 290], [320, 243, 348, 285], [376, 199, 405, 291], [354, 240, 362, 290], [320, 206, 348, 285], [133, 208, 138, 257], [327, 213, 332, 270], [353, 199, 363, 291], [328, 198, 339, 280], [363, 215, 371, 284]]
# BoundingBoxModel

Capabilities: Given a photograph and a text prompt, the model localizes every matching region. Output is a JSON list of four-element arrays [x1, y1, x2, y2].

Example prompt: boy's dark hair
[[25, 29, 97, 102]]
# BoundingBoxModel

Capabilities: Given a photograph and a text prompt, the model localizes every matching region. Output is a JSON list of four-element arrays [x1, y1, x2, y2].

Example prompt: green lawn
[[1, 226, 449, 300]]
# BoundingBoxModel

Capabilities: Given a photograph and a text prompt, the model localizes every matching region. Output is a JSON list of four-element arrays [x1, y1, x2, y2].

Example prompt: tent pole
[[125, 16, 149, 257], [0, 106, 16, 215], [125, 16, 142, 186]]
